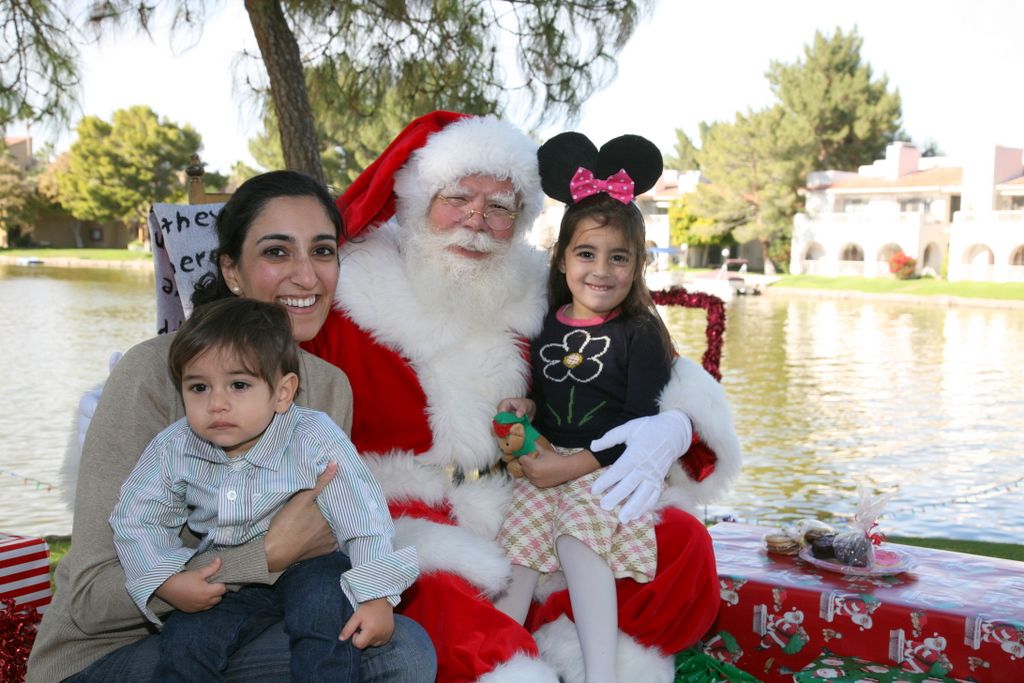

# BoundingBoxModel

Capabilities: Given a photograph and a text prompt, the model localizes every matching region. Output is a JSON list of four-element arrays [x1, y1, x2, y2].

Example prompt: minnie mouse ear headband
[[537, 132, 662, 206], [339, 111, 543, 240]]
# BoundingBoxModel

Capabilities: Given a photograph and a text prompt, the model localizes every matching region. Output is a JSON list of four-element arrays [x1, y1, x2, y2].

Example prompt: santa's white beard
[[403, 222, 525, 319]]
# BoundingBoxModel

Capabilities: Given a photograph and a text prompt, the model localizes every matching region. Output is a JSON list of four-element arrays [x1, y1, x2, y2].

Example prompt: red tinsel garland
[[0, 599, 40, 683], [651, 286, 727, 382]]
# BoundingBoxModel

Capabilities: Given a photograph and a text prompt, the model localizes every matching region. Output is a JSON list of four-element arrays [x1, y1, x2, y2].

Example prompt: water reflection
[[665, 295, 1024, 543], [2, 266, 1022, 543], [0, 265, 155, 535]]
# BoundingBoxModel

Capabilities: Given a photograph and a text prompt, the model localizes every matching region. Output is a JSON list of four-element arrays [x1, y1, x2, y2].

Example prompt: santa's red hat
[[338, 111, 543, 239]]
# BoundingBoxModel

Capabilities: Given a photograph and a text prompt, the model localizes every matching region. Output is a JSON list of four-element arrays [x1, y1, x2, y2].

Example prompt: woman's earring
[[231, 286, 242, 294]]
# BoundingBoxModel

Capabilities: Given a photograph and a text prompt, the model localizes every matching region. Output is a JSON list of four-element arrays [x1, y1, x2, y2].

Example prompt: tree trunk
[[244, 0, 325, 185]]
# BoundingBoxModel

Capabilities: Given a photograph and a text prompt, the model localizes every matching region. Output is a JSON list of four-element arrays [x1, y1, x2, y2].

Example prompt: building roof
[[997, 175, 1024, 195], [828, 166, 963, 192]]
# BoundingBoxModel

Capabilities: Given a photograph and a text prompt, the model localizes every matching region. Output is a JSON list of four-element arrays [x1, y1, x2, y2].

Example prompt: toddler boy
[[110, 297, 418, 681]]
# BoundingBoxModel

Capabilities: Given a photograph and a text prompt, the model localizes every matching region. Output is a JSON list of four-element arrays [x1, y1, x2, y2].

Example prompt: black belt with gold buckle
[[444, 463, 504, 486]]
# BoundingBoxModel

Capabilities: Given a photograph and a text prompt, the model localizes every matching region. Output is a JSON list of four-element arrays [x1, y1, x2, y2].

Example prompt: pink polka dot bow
[[568, 167, 636, 205]]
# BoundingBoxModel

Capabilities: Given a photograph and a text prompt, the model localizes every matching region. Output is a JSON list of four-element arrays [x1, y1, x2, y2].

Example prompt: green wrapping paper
[[675, 647, 763, 683], [793, 653, 956, 682]]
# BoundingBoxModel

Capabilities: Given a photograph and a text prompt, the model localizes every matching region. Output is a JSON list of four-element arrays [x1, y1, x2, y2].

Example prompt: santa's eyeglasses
[[435, 194, 518, 231]]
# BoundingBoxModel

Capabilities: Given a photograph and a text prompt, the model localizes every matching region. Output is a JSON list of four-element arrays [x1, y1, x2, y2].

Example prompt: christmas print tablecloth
[[793, 652, 954, 682], [703, 523, 1024, 682]]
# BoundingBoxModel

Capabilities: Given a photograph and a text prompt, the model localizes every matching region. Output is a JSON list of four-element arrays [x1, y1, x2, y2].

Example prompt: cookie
[[764, 532, 801, 556]]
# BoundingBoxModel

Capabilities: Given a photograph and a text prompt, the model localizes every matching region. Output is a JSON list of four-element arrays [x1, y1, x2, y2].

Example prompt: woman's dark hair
[[169, 297, 300, 392], [548, 194, 675, 364], [191, 170, 344, 308]]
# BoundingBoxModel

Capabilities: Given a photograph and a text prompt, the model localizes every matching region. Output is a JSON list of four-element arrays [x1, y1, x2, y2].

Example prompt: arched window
[[877, 243, 903, 262], [840, 244, 864, 261], [922, 243, 942, 272], [803, 242, 825, 260]]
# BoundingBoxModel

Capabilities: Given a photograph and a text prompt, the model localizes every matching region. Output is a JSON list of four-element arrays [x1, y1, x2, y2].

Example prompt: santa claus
[[302, 111, 742, 682]]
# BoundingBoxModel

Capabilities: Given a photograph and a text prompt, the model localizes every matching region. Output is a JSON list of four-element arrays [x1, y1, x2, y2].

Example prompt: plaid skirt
[[497, 456, 658, 583]]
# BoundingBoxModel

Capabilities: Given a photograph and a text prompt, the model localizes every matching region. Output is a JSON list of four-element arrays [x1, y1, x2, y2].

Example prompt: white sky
[[9, 0, 1024, 174]]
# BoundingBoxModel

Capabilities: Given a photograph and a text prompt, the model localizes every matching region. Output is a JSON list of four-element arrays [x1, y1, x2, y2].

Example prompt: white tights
[[494, 535, 619, 683]]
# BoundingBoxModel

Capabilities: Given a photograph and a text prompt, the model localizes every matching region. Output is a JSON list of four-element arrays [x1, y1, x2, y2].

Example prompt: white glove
[[590, 410, 694, 523], [76, 351, 122, 448]]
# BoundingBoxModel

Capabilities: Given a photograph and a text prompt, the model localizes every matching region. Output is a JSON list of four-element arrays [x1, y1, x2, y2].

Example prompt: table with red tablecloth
[[703, 522, 1024, 682]]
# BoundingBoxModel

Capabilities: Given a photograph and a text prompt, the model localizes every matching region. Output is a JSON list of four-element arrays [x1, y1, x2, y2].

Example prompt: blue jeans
[[66, 556, 436, 682], [156, 552, 357, 682]]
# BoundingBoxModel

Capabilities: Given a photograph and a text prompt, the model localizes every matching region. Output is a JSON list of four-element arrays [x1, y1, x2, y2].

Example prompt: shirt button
[[226, 490, 237, 501]]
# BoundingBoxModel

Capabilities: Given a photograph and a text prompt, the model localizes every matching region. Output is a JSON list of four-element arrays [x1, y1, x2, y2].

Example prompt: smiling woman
[[192, 171, 343, 343], [219, 195, 340, 342], [25, 171, 437, 683]]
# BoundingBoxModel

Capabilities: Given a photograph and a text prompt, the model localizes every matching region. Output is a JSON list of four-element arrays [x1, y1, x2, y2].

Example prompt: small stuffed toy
[[492, 411, 551, 478]]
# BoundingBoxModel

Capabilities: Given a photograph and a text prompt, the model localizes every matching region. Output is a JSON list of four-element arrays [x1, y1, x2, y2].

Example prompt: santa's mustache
[[438, 226, 507, 255]]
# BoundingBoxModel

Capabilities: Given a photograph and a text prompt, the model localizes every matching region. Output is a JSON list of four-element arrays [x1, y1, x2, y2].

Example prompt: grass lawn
[[44, 536, 71, 589], [1, 247, 152, 261], [887, 535, 1024, 562], [771, 274, 1024, 300]]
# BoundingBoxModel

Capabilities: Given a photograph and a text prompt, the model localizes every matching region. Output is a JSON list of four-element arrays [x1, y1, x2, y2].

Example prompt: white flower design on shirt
[[539, 329, 610, 383]]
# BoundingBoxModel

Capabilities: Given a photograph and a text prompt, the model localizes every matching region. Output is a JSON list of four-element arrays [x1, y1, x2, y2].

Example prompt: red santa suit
[[303, 113, 742, 683]]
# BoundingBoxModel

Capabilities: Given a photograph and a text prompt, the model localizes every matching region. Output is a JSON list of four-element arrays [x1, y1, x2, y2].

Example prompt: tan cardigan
[[26, 332, 354, 683]]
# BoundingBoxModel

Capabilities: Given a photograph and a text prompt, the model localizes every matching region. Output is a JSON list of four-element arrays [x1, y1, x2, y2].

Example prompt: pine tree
[[678, 27, 902, 271], [665, 129, 700, 171], [692, 107, 800, 273], [767, 27, 903, 174]]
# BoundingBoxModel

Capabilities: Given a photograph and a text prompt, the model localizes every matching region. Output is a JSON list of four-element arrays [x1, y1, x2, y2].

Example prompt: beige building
[[790, 141, 1024, 282], [4, 136, 33, 170], [2, 136, 131, 249]]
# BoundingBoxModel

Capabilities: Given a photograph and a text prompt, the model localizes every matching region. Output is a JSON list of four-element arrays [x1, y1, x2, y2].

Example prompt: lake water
[[2, 264, 1022, 543]]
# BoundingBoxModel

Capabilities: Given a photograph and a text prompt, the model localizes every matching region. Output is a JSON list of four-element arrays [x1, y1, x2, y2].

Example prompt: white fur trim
[[362, 451, 513, 543], [338, 219, 547, 473], [365, 453, 515, 594], [394, 516, 511, 596], [533, 615, 675, 683], [448, 475, 513, 542], [361, 451, 448, 507], [476, 652, 559, 683], [658, 356, 743, 508], [393, 116, 543, 238]]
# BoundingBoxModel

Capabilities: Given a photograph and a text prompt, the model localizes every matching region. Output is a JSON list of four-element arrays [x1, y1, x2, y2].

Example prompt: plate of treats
[[798, 544, 916, 576], [795, 511, 916, 576]]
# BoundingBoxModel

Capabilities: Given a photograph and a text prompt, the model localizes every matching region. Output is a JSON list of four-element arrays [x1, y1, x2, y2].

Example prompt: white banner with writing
[[147, 203, 224, 334]]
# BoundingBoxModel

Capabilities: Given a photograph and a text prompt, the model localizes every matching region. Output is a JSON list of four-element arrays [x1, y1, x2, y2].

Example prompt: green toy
[[492, 411, 552, 478], [492, 411, 546, 456]]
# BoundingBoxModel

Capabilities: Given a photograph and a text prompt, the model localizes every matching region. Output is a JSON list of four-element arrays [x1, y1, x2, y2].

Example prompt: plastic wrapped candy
[[831, 487, 895, 567], [832, 530, 872, 566], [795, 518, 835, 543], [810, 534, 837, 559]]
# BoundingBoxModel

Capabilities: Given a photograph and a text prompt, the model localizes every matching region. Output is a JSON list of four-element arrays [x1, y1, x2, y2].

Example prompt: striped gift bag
[[0, 533, 51, 613]]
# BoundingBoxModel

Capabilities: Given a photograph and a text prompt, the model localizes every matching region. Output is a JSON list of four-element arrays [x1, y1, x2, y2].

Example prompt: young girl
[[495, 132, 675, 683]]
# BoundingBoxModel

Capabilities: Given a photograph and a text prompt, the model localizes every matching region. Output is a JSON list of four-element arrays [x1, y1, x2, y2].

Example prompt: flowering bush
[[888, 251, 917, 279]]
